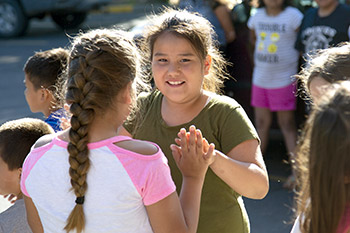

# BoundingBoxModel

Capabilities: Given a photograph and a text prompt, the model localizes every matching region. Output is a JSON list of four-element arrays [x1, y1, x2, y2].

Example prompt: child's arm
[[23, 195, 43, 233], [209, 139, 269, 199], [146, 126, 214, 233], [174, 129, 268, 199], [248, 29, 256, 62], [213, 3, 236, 43], [3, 194, 17, 204]]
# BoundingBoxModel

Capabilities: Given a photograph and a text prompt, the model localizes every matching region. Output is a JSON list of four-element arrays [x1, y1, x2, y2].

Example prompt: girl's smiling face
[[151, 32, 210, 104]]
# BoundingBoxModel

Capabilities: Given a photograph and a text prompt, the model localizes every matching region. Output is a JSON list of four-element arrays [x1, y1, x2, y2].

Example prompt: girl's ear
[[204, 55, 212, 76], [40, 88, 50, 102], [17, 167, 22, 180], [118, 82, 133, 105]]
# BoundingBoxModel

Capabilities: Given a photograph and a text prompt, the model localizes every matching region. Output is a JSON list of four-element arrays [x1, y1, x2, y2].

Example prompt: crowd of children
[[0, 2, 349, 233]]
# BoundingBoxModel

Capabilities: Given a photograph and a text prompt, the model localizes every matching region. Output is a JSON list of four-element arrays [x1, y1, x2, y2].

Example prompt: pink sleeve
[[142, 155, 176, 205], [110, 145, 176, 206], [20, 144, 53, 197]]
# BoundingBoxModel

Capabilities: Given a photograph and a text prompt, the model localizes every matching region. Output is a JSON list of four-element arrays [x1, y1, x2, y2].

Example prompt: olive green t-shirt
[[124, 90, 259, 233]]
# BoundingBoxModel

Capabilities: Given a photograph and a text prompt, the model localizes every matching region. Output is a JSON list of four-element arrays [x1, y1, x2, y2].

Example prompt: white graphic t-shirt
[[248, 7, 303, 88], [21, 135, 176, 233]]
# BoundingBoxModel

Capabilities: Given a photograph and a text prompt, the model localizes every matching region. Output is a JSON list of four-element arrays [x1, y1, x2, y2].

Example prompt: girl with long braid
[[20, 28, 214, 233]]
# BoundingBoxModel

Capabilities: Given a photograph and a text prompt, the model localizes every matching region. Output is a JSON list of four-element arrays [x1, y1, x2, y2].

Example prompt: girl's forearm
[[179, 177, 205, 233], [210, 150, 269, 199]]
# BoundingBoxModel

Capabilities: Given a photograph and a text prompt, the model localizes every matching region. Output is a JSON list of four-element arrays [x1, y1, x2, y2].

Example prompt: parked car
[[0, 0, 113, 38]]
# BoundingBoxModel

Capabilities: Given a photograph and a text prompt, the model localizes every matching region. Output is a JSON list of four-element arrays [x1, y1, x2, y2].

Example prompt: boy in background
[[23, 48, 69, 132], [0, 118, 53, 233]]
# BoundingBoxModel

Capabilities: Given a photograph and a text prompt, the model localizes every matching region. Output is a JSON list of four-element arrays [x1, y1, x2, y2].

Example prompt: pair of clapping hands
[[170, 125, 216, 179]]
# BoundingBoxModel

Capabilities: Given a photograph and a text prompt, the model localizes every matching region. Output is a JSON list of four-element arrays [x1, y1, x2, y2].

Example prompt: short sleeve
[[20, 143, 53, 197], [289, 7, 303, 31], [142, 155, 176, 206], [20, 149, 36, 197], [247, 13, 255, 30], [220, 105, 259, 154]]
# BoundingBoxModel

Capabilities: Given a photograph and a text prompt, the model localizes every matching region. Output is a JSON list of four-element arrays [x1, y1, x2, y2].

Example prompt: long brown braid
[[64, 29, 142, 233]]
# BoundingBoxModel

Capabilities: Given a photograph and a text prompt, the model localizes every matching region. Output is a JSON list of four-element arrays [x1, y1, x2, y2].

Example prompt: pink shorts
[[251, 83, 296, 111]]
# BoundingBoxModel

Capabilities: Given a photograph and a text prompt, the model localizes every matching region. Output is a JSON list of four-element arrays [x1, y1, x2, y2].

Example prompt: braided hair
[[64, 29, 142, 233]]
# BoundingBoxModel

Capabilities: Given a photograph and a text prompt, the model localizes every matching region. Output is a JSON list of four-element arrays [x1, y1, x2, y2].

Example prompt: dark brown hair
[[64, 28, 141, 233], [24, 48, 69, 108], [296, 42, 350, 99], [295, 82, 350, 233], [0, 118, 54, 170], [257, 0, 291, 9], [142, 8, 229, 94]]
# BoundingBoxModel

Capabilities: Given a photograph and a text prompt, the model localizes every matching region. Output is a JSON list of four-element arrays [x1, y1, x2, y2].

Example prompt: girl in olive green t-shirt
[[120, 9, 269, 233]]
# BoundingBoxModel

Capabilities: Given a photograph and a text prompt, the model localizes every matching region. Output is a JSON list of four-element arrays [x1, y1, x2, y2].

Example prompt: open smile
[[166, 80, 185, 86]]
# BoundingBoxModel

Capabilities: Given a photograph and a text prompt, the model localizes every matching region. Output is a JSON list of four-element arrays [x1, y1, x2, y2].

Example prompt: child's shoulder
[[207, 92, 241, 108], [284, 6, 302, 15], [250, 7, 265, 17], [282, 7, 303, 21], [204, 92, 244, 116], [136, 90, 161, 106], [33, 133, 57, 149], [114, 139, 159, 156], [303, 7, 318, 18]]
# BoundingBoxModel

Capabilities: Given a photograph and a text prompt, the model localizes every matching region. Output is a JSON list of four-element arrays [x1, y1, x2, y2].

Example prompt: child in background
[[295, 0, 350, 59], [21, 28, 214, 233], [119, 9, 269, 233], [23, 48, 69, 132], [247, 0, 303, 189], [291, 82, 350, 233], [0, 118, 54, 233], [296, 42, 350, 105]]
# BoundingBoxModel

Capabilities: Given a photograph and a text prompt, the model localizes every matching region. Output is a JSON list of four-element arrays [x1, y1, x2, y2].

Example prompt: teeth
[[168, 81, 183, 85]]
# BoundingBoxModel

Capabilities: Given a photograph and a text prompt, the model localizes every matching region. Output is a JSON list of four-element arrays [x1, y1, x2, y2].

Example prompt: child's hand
[[3, 194, 17, 204], [170, 125, 215, 179], [60, 104, 71, 130]]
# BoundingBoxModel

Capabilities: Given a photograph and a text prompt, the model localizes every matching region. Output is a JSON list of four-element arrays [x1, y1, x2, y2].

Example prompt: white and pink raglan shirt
[[20, 135, 176, 233]]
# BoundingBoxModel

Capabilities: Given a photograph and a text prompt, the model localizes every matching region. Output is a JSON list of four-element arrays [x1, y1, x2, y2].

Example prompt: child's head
[[142, 8, 228, 94], [64, 28, 141, 233], [23, 48, 69, 116], [0, 118, 53, 197], [296, 82, 350, 233], [297, 42, 350, 104]]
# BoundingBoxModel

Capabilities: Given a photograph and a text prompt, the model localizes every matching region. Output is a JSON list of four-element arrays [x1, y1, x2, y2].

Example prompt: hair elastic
[[75, 196, 85, 205]]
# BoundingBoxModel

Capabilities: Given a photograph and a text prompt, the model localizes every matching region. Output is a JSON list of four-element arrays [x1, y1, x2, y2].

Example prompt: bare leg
[[254, 107, 272, 154], [276, 110, 297, 153], [276, 110, 297, 189]]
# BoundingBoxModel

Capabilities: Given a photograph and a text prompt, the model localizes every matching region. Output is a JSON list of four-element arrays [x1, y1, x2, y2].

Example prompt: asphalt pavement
[[0, 2, 296, 232]]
